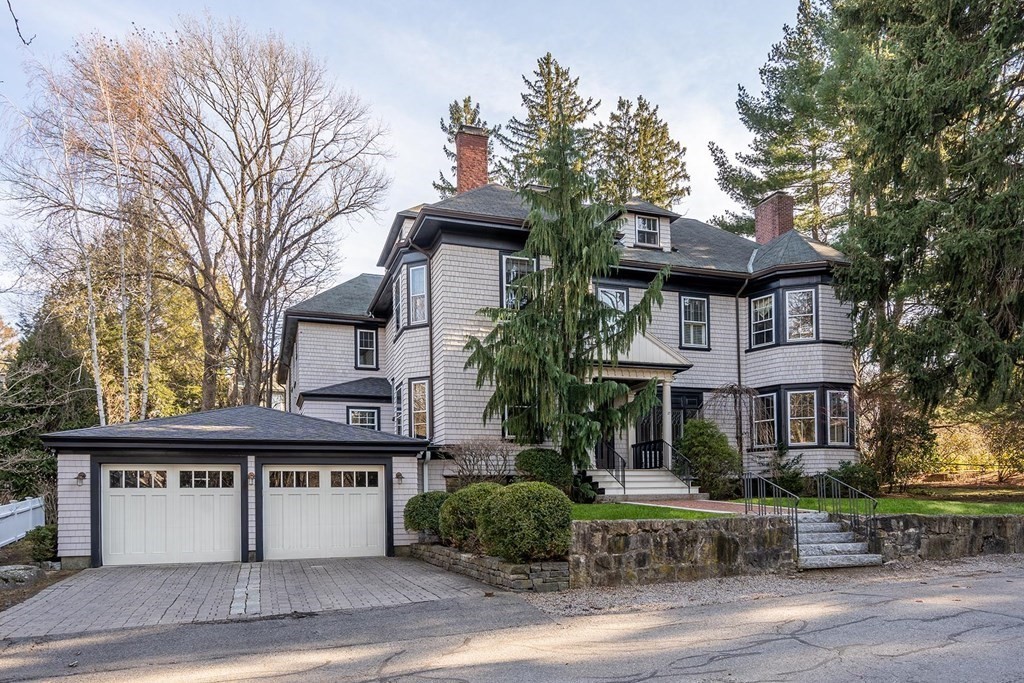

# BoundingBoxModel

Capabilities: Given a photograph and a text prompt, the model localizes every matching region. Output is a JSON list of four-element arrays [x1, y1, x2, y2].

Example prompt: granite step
[[796, 512, 830, 523], [800, 531, 857, 544], [799, 541, 869, 557], [799, 522, 844, 533], [799, 553, 883, 569]]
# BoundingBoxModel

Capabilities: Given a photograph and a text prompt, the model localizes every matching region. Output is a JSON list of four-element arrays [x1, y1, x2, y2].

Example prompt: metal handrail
[[743, 474, 801, 560], [595, 440, 627, 493], [816, 473, 878, 542], [665, 441, 693, 495]]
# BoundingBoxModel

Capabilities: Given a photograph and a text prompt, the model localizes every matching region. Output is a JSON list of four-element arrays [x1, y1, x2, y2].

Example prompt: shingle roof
[[286, 273, 384, 318], [623, 198, 681, 219], [619, 218, 757, 273], [41, 405, 425, 448], [301, 377, 393, 402], [428, 183, 529, 221], [751, 229, 849, 271]]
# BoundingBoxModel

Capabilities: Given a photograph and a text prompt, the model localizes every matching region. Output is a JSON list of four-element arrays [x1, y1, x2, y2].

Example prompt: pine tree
[[465, 117, 668, 470], [833, 0, 1024, 409], [494, 53, 599, 189], [709, 0, 850, 241], [432, 96, 499, 198], [595, 96, 690, 207]]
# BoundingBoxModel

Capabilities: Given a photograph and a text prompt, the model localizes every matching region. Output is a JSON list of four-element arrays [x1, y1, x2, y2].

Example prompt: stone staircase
[[796, 512, 883, 569], [584, 469, 707, 501]]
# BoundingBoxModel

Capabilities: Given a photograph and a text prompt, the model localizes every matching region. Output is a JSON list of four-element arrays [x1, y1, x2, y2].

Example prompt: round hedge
[[479, 482, 572, 563], [403, 491, 451, 536], [515, 448, 572, 492], [438, 482, 503, 550]]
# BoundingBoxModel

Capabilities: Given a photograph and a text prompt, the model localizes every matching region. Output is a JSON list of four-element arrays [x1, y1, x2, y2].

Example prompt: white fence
[[0, 497, 46, 548]]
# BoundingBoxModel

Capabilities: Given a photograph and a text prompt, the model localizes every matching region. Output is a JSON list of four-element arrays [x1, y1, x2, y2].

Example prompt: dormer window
[[636, 215, 659, 246]]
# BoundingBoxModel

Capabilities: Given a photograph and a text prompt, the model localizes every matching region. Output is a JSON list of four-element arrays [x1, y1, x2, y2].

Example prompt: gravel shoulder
[[523, 554, 1024, 616]]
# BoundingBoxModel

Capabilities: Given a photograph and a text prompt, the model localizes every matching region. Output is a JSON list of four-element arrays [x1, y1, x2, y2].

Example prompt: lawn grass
[[735, 497, 1024, 516], [571, 503, 723, 521]]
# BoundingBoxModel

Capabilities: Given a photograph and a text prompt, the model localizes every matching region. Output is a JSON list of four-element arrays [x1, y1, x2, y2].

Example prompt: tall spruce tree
[[494, 53, 599, 189], [465, 117, 668, 470], [595, 96, 691, 207], [433, 96, 499, 198], [833, 0, 1024, 410], [709, 0, 850, 241]]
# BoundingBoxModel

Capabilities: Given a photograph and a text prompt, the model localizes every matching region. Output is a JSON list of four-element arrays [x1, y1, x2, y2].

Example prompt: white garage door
[[263, 465, 385, 560], [101, 464, 241, 566]]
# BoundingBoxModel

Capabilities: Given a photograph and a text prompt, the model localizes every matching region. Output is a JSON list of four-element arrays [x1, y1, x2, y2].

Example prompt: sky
[[0, 0, 799, 316]]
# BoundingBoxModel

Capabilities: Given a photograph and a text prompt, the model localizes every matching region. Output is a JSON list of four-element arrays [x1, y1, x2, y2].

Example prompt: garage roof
[[42, 406, 428, 452]]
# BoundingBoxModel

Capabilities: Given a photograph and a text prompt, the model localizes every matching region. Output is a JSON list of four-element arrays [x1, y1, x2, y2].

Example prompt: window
[[108, 469, 167, 489], [392, 277, 402, 332], [751, 294, 775, 347], [348, 408, 379, 431], [330, 470, 380, 488], [597, 286, 627, 312], [411, 379, 429, 439], [501, 255, 536, 309], [356, 329, 377, 368], [268, 470, 321, 488], [393, 383, 403, 435], [681, 296, 709, 348], [786, 289, 816, 341], [828, 390, 851, 445], [408, 264, 427, 324], [636, 215, 659, 246], [180, 470, 235, 489], [752, 394, 777, 448], [788, 390, 817, 445]]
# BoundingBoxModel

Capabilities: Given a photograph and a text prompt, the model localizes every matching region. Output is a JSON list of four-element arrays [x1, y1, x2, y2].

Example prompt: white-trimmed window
[[501, 255, 536, 309], [348, 408, 379, 431], [788, 390, 817, 445], [393, 383, 403, 435], [597, 285, 627, 311], [356, 329, 377, 368], [753, 394, 777, 448], [392, 277, 402, 332], [828, 390, 851, 445], [681, 296, 709, 348], [411, 379, 430, 439], [636, 215, 659, 246], [751, 294, 775, 347], [408, 264, 427, 324], [786, 289, 816, 341]]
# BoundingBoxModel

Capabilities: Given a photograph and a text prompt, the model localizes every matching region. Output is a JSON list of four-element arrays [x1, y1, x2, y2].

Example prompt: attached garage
[[44, 406, 428, 568]]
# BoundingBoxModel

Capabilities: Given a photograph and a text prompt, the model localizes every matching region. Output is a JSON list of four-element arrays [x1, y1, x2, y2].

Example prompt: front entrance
[[262, 465, 386, 560]]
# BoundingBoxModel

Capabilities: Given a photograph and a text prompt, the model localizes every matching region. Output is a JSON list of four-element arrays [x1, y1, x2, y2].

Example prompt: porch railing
[[742, 474, 801, 560], [632, 440, 693, 494], [595, 440, 627, 492], [815, 473, 877, 543]]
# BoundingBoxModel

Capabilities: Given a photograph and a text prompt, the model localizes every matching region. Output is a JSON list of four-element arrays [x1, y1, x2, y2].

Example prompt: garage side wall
[[57, 452, 91, 561], [393, 455, 418, 547]]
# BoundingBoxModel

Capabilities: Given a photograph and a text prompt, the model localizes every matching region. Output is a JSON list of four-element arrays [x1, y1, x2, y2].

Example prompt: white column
[[661, 379, 672, 446]]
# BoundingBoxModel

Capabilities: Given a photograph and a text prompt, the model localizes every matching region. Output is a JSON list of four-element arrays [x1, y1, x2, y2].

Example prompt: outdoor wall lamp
[[75, 472, 86, 486], [395, 471, 404, 484], [247, 471, 256, 485]]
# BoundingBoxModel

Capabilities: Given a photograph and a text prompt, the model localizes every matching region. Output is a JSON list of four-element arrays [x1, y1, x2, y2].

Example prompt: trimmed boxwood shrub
[[438, 482, 503, 551], [404, 491, 450, 537], [675, 419, 742, 500], [515, 448, 572, 493], [826, 460, 881, 497], [25, 524, 57, 563], [479, 482, 572, 563]]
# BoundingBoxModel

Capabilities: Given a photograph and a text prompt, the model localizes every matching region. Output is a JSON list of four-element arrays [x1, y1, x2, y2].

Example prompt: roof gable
[[428, 183, 529, 222], [751, 230, 848, 272]]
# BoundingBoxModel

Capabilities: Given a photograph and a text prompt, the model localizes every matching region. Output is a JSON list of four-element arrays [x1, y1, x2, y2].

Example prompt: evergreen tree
[[595, 96, 691, 207], [494, 53, 599, 189], [466, 118, 668, 470], [709, 0, 850, 241], [833, 0, 1024, 409], [432, 96, 499, 198]]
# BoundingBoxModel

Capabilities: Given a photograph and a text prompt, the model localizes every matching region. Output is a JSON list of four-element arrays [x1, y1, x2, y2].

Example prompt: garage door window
[[109, 469, 167, 489], [330, 470, 380, 488], [268, 470, 321, 487], [179, 470, 235, 488]]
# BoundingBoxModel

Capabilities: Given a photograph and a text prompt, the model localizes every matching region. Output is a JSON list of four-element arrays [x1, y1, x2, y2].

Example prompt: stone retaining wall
[[410, 544, 570, 592], [570, 517, 796, 588], [873, 515, 1024, 562]]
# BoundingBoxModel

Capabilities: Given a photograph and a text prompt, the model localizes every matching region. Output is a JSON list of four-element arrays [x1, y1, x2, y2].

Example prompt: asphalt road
[[3, 559, 1023, 682]]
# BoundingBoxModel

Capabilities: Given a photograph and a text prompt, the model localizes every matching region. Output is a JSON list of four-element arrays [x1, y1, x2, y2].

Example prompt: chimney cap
[[756, 190, 793, 206], [456, 124, 488, 137]]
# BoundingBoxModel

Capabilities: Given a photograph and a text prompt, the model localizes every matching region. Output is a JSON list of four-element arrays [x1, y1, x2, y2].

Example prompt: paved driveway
[[0, 557, 485, 639]]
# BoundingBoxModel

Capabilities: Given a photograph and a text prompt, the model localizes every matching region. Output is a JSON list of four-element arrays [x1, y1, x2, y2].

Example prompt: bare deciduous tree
[[443, 440, 516, 490]]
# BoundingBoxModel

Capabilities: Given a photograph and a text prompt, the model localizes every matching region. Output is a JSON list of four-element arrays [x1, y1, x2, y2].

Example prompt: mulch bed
[[0, 539, 81, 613]]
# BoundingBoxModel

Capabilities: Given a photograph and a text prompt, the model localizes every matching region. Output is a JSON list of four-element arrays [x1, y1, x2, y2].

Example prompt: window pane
[[367, 471, 379, 487], [309, 471, 320, 487], [269, 471, 281, 487], [296, 471, 307, 487], [283, 471, 294, 488], [356, 471, 367, 487], [180, 471, 192, 488], [503, 257, 535, 309], [598, 288, 626, 312], [393, 281, 401, 327], [110, 470, 123, 488], [637, 216, 659, 245], [331, 471, 343, 487], [409, 266, 427, 323], [222, 471, 234, 488], [789, 392, 817, 444], [194, 471, 207, 488], [787, 291, 815, 340], [138, 471, 152, 488], [125, 470, 138, 488], [343, 471, 355, 488], [153, 471, 167, 489], [412, 381, 429, 439]]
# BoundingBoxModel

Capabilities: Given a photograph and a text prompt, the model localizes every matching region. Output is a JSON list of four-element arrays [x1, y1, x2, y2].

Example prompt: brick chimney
[[754, 191, 795, 244], [455, 125, 489, 194]]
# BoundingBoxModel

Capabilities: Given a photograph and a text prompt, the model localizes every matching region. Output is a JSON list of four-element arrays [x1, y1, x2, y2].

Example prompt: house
[[280, 125, 857, 498], [44, 125, 856, 569]]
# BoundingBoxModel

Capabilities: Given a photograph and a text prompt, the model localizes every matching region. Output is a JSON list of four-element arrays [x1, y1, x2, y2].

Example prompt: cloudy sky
[[0, 0, 797, 310]]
